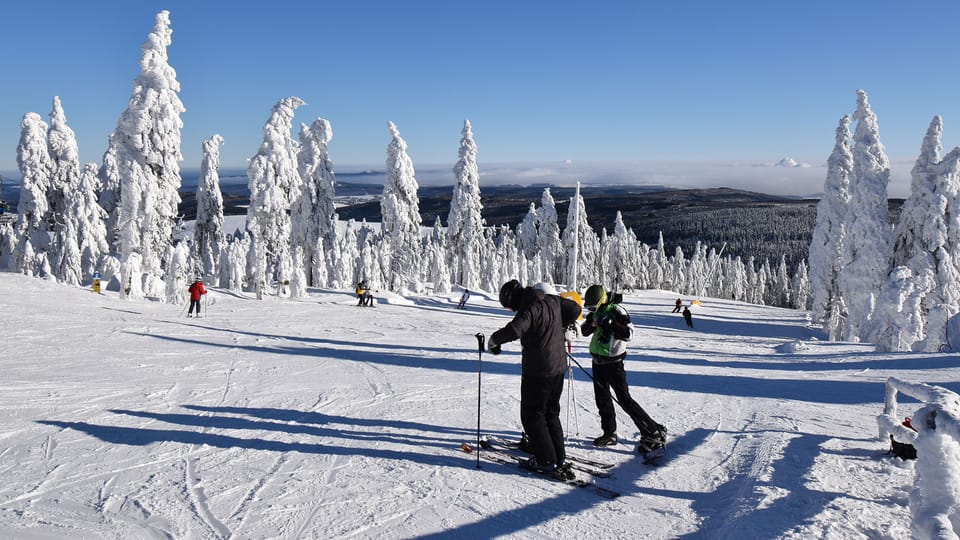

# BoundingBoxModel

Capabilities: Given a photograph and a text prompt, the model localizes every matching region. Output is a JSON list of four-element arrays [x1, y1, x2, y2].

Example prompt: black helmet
[[584, 284, 607, 307], [499, 279, 522, 309]]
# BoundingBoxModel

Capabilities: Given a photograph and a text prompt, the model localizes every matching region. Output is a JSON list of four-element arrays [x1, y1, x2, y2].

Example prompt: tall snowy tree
[[889, 117, 960, 351], [840, 90, 892, 342], [13, 113, 53, 276], [809, 115, 852, 330], [562, 192, 600, 290], [295, 117, 337, 287], [516, 203, 540, 261], [195, 134, 225, 283], [381, 121, 423, 292], [245, 97, 305, 296], [73, 163, 109, 282], [46, 96, 83, 283], [446, 120, 485, 290], [100, 11, 185, 299], [538, 188, 563, 284]]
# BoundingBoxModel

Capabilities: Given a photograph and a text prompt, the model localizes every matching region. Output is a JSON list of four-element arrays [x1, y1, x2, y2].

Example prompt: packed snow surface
[[1, 273, 957, 538]]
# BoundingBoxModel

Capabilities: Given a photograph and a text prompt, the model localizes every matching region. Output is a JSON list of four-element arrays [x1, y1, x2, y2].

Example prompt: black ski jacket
[[491, 287, 582, 378]]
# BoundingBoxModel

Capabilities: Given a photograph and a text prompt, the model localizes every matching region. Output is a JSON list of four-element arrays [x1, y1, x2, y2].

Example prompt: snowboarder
[[683, 306, 693, 328], [457, 289, 470, 309], [581, 284, 667, 457], [356, 280, 374, 307], [487, 279, 582, 477], [187, 277, 207, 318], [672, 298, 683, 313]]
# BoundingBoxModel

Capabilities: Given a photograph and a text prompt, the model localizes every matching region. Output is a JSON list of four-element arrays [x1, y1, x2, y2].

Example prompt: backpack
[[888, 417, 917, 460]]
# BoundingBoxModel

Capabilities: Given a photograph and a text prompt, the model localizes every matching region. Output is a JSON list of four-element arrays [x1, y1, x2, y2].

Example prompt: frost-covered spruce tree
[[792, 260, 811, 310], [537, 188, 563, 284], [604, 212, 633, 291], [381, 122, 423, 293], [427, 217, 451, 293], [867, 266, 931, 352], [164, 241, 190, 305], [810, 115, 853, 329], [13, 113, 53, 276], [841, 90, 892, 342], [890, 117, 960, 351], [246, 97, 305, 297], [920, 149, 960, 351], [331, 220, 360, 288], [46, 97, 83, 283], [447, 120, 484, 289], [562, 192, 600, 290], [73, 164, 109, 282], [100, 11, 185, 299], [296, 118, 337, 287], [195, 134, 225, 283], [516, 203, 540, 261]]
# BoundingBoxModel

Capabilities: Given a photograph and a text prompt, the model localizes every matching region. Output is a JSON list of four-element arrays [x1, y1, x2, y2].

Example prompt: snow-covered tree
[[447, 120, 485, 290], [868, 266, 931, 352], [195, 134, 225, 283], [13, 112, 53, 276], [380, 122, 423, 292], [606, 212, 632, 292], [562, 192, 600, 290], [516, 203, 540, 261], [538, 188, 563, 284], [245, 97, 305, 297], [841, 90, 892, 341], [101, 11, 185, 299], [809, 115, 853, 329], [889, 117, 960, 351], [46, 96, 83, 283], [295, 117, 337, 287], [73, 163, 109, 282]]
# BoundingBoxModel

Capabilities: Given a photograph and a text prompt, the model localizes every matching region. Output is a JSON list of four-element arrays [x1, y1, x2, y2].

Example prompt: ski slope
[[1, 272, 956, 538]]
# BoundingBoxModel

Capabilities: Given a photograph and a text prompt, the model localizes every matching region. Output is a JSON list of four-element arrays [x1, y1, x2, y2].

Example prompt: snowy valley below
[[1, 273, 956, 539]]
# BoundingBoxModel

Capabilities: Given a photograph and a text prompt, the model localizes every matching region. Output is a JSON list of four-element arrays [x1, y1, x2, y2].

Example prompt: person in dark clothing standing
[[487, 279, 582, 476], [683, 306, 693, 328], [581, 284, 667, 456], [672, 298, 683, 313], [187, 277, 207, 318]]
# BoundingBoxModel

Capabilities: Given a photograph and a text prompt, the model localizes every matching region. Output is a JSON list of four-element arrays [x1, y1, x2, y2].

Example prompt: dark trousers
[[520, 373, 565, 465], [188, 299, 201, 315], [593, 360, 659, 437]]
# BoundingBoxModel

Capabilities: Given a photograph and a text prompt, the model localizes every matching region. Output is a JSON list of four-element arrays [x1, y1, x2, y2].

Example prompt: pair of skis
[[460, 441, 620, 499]]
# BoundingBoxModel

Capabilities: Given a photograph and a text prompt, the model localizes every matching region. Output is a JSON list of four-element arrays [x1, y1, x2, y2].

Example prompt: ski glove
[[487, 339, 502, 355]]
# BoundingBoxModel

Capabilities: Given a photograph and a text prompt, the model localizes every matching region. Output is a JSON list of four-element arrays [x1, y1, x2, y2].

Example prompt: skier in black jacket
[[487, 279, 582, 476]]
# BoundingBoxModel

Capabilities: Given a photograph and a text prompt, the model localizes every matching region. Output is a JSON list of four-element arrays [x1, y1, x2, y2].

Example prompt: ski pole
[[565, 351, 624, 408], [474, 333, 485, 469]]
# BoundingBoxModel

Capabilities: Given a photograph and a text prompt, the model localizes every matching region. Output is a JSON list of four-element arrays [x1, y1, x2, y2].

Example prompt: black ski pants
[[188, 299, 201, 315], [520, 372, 565, 466], [593, 359, 659, 438]]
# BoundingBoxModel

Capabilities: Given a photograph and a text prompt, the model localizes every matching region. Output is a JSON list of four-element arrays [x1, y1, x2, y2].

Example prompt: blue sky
[[2, 1, 959, 196]]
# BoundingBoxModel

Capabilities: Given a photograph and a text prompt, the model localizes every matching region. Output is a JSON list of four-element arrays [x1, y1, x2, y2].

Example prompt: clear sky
[[3, 1, 960, 197]]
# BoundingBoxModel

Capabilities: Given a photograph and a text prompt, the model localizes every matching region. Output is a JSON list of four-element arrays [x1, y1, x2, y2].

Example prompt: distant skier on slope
[[673, 298, 683, 313], [581, 284, 667, 458], [187, 277, 207, 318], [683, 306, 693, 328], [486, 279, 582, 478]]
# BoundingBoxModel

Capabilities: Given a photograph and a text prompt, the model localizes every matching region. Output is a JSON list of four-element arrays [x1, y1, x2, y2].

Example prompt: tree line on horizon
[[6, 10, 958, 355]]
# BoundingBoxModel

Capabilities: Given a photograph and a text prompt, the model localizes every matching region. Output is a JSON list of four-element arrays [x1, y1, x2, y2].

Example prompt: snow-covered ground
[[1, 272, 956, 539]]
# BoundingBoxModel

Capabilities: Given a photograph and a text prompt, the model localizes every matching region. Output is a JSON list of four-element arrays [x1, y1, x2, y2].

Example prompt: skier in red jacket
[[188, 278, 207, 318]]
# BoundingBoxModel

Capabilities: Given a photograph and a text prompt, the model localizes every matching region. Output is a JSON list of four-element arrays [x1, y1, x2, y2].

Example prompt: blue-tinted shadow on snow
[[416, 426, 712, 539], [645, 349, 960, 374], [128, 331, 524, 377], [632, 310, 821, 342], [38, 404, 483, 469]]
